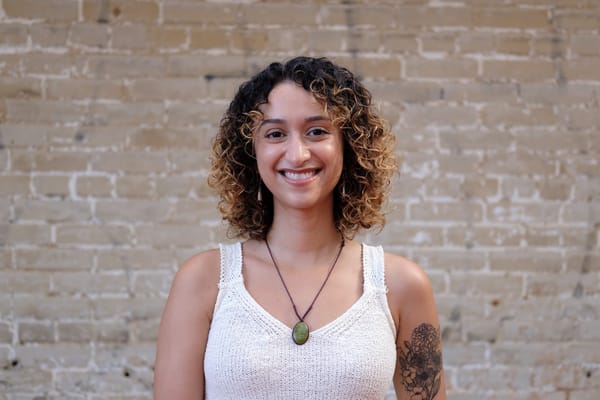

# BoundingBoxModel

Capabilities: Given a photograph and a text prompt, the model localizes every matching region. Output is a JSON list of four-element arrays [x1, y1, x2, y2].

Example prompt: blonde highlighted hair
[[208, 56, 397, 240]]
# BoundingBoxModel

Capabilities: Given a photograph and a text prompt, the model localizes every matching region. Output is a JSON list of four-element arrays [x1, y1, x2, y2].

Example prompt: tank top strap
[[218, 242, 243, 287], [362, 243, 397, 335], [361, 243, 387, 293]]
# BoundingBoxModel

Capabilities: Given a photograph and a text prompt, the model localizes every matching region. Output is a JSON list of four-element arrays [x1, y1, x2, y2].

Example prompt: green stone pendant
[[292, 321, 309, 345]]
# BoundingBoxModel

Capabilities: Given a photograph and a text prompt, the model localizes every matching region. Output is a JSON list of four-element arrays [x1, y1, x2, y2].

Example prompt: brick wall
[[1, 0, 599, 399]]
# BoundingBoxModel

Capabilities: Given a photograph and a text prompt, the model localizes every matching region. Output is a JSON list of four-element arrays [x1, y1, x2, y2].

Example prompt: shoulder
[[172, 249, 221, 291], [383, 251, 435, 311], [167, 248, 222, 316], [176, 247, 221, 283]]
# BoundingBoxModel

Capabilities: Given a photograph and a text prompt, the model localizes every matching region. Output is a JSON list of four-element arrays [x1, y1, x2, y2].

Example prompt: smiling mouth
[[281, 169, 319, 180]]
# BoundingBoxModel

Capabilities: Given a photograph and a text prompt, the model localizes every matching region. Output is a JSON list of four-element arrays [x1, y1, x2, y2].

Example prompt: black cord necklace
[[265, 236, 345, 345]]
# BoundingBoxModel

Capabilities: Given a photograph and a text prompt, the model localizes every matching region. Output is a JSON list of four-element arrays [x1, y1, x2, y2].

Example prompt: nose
[[286, 134, 310, 165]]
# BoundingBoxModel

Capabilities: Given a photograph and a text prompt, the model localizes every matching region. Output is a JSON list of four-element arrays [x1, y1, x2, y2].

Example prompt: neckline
[[237, 242, 371, 336]]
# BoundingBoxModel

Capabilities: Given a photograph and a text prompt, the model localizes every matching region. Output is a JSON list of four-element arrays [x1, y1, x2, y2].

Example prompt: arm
[[153, 250, 220, 400], [386, 253, 447, 400]]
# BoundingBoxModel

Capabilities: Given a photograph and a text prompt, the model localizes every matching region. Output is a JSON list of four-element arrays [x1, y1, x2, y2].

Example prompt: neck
[[266, 206, 341, 258]]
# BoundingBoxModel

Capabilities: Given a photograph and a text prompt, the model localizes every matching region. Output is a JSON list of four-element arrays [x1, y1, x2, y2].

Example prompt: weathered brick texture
[[1, 1, 599, 399]]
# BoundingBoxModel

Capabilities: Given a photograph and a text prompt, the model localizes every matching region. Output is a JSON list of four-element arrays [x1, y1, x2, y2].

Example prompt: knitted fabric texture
[[204, 242, 397, 400]]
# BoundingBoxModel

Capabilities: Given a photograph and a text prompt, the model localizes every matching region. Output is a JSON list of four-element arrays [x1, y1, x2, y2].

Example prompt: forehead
[[258, 81, 327, 117]]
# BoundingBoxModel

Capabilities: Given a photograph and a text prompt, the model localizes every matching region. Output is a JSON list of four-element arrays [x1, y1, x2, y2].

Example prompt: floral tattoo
[[398, 323, 443, 400]]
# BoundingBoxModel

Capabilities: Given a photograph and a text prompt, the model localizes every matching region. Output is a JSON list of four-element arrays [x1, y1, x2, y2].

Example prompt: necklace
[[265, 236, 345, 345]]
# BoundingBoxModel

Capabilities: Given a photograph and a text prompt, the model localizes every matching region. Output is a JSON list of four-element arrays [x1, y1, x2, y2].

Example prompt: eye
[[307, 127, 329, 137], [264, 130, 285, 139]]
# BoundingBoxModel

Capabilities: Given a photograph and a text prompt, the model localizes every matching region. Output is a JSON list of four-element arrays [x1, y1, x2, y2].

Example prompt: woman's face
[[254, 81, 344, 214]]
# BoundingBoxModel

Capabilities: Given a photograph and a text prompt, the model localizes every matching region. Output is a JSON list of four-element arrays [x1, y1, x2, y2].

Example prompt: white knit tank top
[[204, 242, 397, 400]]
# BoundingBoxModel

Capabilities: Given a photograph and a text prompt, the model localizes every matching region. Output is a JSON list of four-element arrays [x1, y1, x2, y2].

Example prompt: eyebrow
[[260, 115, 331, 127]]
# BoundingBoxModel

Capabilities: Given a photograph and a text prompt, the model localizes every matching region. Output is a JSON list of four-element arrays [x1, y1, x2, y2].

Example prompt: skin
[[153, 82, 447, 400]]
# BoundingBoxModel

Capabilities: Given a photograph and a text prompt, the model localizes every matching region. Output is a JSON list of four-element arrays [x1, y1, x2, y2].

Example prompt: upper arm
[[153, 249, 220, 400], [386, 253, 447, 400]]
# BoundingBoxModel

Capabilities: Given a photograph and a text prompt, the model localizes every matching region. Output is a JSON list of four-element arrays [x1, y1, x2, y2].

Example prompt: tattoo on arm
[[398, 323, 443, 400]]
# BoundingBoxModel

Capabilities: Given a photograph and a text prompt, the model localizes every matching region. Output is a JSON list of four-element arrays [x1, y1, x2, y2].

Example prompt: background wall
[[1, 0, 599, 399]]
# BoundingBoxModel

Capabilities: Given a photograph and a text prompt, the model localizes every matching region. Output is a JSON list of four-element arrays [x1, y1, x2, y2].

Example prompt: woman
[[154, 56, 446, 400]]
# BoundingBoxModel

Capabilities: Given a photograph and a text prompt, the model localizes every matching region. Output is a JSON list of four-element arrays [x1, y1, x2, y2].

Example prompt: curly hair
[[208, 56, 397, 240]]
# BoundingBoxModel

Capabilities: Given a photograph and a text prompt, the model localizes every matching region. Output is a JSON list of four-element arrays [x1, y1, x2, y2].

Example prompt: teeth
[[284, 170, 316, 180]]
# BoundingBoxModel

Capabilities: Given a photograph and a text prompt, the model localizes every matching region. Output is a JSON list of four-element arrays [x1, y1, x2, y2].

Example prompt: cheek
[[328, 141, 345, 171], [254, 147, 274, 178]]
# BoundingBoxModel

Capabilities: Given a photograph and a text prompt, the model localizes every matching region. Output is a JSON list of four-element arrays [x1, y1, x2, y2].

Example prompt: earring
[[257, 182, 263, 202]]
